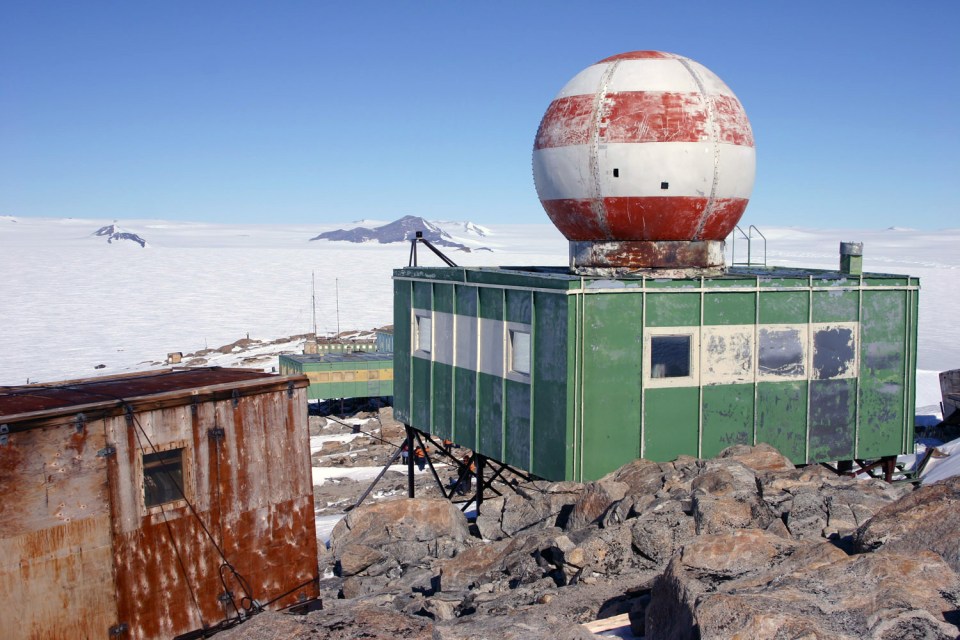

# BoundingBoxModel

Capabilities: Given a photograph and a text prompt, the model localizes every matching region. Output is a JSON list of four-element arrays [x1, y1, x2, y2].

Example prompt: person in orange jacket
[[414, 446, 428, 471], [456, 454, 476, 495]]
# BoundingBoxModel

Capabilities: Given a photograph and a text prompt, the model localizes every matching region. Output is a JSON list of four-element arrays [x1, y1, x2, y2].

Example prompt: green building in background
[[392, 265, 919, 482], [279, 352, 393, 401]]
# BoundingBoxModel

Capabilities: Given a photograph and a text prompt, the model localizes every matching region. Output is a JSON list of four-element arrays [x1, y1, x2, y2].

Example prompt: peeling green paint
[[394, 267, 918, 481]]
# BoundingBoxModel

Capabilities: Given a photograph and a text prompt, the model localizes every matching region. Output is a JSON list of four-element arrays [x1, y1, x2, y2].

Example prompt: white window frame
[[644, 326, 699, 388], [506, 322, 532, 383], [413, 309, 433, 358]]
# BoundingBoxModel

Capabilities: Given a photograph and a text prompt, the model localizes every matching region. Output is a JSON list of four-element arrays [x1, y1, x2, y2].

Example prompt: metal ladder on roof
[[729, 225, 767, 267]]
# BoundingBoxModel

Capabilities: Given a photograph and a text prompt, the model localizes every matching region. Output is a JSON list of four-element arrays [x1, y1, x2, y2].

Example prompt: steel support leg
[[405, 425, 415, 498]]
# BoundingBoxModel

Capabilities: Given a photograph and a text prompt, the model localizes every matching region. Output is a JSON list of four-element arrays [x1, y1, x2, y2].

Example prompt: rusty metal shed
[[0, 368, 319, 640]]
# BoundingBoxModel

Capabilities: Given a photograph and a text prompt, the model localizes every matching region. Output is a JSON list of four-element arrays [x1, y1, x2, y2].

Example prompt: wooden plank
[[582, 612, 632, 633]]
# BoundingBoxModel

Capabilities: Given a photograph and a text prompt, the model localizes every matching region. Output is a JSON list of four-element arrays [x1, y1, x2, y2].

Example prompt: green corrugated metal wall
[[394, 267, 919, 482]]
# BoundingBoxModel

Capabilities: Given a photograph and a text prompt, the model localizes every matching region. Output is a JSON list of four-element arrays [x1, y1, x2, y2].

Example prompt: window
[[415, 312, 432, 354], [650, 335, 691, 378], [758, 327, 805, 377], [510, 329, 531, 376], [813, 325, 856, 379], [143, 448, 184, 508]]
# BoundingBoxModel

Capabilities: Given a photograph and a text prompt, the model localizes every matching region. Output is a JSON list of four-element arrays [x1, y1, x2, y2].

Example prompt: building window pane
[[813, 327, 855, 379], [758, 328, 805, 376], [416, 315, 432, 354], [511, 330, 531, 375], [651, 335, 691, 378], [144, 449, 184, 507]]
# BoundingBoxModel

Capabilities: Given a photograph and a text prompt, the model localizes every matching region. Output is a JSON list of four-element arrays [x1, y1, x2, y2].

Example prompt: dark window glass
[[758, 328, 805, 376], [144, 449, 184, 507], [813, 327, 855, 379], [651, 335, 691, 378]]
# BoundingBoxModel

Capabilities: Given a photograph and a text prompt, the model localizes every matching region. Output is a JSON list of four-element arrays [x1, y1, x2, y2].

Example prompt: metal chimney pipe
[[840, 241, 863, 275]]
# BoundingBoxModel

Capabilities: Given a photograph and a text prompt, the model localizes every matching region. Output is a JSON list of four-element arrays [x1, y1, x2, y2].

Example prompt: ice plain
[[1, 215, 956, 423]]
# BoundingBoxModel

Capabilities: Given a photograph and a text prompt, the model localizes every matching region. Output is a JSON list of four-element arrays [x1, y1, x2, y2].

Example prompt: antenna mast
[[335, 278, 341, 337], [311, 271, 318, 338]]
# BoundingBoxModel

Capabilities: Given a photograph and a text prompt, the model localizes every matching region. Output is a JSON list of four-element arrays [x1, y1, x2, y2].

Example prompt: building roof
[[282, 352, 392, 365], [0, 368, 305, 428], [393, 265, 919, 291]]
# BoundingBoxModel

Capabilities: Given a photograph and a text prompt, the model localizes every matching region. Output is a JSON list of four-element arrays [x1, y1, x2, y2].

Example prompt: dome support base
[[569, 239, 726, 275]]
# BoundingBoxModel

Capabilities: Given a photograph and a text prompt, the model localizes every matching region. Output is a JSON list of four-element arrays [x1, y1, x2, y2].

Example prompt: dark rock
[[629, 500, 697, 568], [854, 475, 960, 574], [338, 544, 389, 577], [715, 442, 795, 472], [330, 498, 471, 588], [646, 528, 960, 640], [564, 480, 628, 531], [476, 482, 583, 540]]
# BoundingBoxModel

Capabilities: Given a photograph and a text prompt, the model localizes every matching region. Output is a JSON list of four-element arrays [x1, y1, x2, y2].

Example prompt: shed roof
[[0, 368, 305, 428]]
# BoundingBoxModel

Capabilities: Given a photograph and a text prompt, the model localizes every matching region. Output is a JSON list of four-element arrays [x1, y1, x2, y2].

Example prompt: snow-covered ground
[[0, 216, 566, 385], [2, 216, 956, 416]]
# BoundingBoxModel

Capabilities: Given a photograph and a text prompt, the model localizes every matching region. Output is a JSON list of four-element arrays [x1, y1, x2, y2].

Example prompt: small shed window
[[510, 329, 531, 376], [759, 328, 805, 377], [415, 313, 432, 354], [651, 335, 691, 378], [143, 448, 184, 508]]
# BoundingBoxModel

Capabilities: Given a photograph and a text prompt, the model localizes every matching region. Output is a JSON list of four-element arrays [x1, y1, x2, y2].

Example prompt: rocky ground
[[222, 411, 960, 640]]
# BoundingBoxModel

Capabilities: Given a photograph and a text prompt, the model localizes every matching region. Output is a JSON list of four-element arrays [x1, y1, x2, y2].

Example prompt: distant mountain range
[[93, 223, 147, 248], [309, 215, 491, 252]]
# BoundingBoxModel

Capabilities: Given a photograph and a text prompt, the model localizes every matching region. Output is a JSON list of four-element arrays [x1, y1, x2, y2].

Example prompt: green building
[[279, 352, 393, 400], [392, 265, 919, 482]]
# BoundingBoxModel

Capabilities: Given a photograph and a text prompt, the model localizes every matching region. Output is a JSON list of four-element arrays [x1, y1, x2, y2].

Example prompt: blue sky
[[1, 1, 957, 229]]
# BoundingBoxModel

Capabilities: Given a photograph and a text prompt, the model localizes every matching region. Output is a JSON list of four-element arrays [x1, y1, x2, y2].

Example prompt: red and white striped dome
[[533, 51, 755, 255]]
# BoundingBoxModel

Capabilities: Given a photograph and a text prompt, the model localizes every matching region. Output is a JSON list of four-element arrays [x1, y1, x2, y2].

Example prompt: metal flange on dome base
[[569, 239, 727, 277]]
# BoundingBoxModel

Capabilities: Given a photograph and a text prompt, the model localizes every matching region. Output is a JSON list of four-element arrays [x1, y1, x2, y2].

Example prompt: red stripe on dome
[[541, 197, 749, 241], [598, 51, 674, 63], [695, 198, 750, 238], [534, 95, 594, 149], [600, 92, 708, 145], [541, 199, 609, 239], [711, 95, 755, 147], [535, 92, 753, 150]]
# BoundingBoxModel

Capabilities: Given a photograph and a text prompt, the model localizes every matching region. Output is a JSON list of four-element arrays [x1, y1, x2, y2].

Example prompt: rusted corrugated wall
[[1, 372, 319, 640], [106, 381, 318, 639], [0, 419, 118, 638]]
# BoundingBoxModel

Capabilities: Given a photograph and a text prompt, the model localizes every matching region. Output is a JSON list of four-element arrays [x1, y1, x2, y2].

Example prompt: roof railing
[[729, 225, 767, 267]]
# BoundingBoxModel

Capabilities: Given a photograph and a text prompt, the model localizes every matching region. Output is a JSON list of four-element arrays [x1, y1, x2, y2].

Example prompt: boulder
[[476, 482, 583, 540], [216, 603, 435, 640], [438, 538, 514, 592], [854, 475, 960, 573], [673, 529, 814, 582], [330, 498, 471, 577], [646, 529, 960, 640], [564, 480, 628, 531], [715, 442, 795, 472], [629, 500, 697, 568], [601, 458, 665, 495]]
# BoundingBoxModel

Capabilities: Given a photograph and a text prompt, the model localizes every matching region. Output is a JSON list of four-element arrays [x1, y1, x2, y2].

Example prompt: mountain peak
[[309, 216, 488, 252], [93, 223, 147, 247]]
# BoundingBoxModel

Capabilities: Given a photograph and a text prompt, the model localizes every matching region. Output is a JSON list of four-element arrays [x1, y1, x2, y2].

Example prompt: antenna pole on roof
[[311, 271, 318, 338], [336, 278, 341, 337]]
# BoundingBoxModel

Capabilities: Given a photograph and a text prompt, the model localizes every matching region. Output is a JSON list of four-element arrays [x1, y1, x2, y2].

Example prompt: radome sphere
[[533, 51, 755, 270]]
